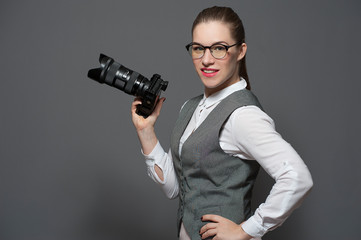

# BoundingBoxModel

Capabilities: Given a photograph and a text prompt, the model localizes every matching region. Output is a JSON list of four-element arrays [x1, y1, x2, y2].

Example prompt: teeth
[[203, 70, 216, 73]]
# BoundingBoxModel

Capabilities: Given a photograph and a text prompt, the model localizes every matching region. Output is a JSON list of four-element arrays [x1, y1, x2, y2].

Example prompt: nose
[[202, 48, 215, 66]]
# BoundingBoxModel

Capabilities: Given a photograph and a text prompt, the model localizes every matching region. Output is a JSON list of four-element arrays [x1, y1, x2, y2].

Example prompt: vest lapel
[[171, 95, 202, 159]]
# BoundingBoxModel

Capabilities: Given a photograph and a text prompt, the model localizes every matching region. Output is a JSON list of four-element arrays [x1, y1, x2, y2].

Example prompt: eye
[[212, 45, 226, 52], [192, 45, 204, 52]]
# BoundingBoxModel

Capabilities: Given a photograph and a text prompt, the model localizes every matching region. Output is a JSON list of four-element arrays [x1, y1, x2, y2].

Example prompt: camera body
[[88, 54, 168, 118]]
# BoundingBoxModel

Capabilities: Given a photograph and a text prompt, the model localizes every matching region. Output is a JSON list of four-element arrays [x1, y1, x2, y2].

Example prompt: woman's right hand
[[131, 97, 166, 132], [131, 97, 166, 155]]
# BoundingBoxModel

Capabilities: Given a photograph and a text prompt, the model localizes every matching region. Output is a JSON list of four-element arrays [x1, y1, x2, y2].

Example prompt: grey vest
[[170, 89, 262, 239]]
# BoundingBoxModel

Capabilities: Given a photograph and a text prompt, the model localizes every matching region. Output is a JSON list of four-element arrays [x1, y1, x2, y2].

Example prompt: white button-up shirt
[[143, 79, 313, 238]]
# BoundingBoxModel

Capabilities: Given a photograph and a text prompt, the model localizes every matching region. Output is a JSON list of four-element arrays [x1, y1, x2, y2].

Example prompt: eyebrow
[[191, 41, 229, 46]]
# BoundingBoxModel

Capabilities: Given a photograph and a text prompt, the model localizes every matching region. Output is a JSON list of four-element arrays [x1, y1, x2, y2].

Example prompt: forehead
[[192, 21, 233, 45]]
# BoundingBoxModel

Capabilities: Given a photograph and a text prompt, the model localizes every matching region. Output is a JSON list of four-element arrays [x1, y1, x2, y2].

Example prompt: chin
[[201, 77, 224, 88]]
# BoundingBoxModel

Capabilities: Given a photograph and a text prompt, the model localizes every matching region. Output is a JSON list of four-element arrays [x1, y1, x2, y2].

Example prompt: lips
[[201, 68, 219, 77]]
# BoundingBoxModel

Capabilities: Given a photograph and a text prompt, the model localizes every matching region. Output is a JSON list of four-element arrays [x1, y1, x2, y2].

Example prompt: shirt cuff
[[242, 216, 268, 238], [141, 141, 164, 160]]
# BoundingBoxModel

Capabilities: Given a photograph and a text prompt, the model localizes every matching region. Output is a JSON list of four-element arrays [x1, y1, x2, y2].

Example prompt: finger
[[132, 98, 142, 107], [201, 214, 223, 223], [199, 223, 217, 234], [151, 97, 166, 116], [132, 99, 142, 106], [201, 228, 217, 239], [131, 98, 143, 113]]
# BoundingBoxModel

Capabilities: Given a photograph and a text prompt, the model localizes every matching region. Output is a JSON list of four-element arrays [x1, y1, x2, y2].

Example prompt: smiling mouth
[[201, 68, 219, 73], [201, 68, 219, 77]]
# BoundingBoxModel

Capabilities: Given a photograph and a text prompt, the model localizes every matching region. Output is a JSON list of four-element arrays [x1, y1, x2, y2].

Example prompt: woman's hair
[[192, 6, 251, 90]]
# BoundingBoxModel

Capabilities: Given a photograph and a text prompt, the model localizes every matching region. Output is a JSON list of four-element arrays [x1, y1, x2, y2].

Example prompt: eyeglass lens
[[189, 44, 227, 59]]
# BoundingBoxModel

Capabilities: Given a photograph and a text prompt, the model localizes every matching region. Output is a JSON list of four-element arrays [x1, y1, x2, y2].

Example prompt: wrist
[[239, 223, 253, 240], [136, 126, 155, 136], [136, 127, 158, 155]]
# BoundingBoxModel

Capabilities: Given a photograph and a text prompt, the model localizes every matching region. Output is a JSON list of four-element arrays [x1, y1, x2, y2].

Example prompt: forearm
[[243, 139, 313, 237], [132, 97, 166, 181], [136, 126, 158, 155], [136, 126, 164, 181], [143, 142, 179, 199], [243, 161, 313, 236], [227, 106, 313, 237]]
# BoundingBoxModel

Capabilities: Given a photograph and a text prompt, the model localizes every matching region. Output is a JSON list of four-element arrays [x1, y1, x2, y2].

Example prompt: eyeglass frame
[[185, 41, 243, 59]]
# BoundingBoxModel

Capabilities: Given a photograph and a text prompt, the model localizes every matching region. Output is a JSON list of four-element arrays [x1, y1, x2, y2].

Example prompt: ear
[[237, 43, 247, 61]]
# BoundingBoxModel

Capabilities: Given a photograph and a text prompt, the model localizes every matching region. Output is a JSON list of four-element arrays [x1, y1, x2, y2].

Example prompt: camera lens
[[87, 53, 168, 118], [88, 54, 146, 95]]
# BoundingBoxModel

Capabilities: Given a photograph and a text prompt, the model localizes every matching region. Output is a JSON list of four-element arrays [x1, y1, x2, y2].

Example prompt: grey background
[[1, 0, 360, 239]]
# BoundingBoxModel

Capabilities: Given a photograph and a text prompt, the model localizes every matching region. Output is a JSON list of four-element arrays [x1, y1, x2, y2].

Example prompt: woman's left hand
[[200, 215, 253, 240]]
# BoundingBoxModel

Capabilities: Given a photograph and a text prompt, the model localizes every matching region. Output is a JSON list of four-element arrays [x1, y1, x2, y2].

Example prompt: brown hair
[[192, 6, 250, 90]]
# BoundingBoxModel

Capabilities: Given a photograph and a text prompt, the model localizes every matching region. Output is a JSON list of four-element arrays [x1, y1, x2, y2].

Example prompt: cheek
[[192, 59, 202, 70], [224, 56, 239, 72]]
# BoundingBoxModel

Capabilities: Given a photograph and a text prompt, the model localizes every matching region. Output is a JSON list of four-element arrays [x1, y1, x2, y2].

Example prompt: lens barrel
[[87, 54, 168, 118]]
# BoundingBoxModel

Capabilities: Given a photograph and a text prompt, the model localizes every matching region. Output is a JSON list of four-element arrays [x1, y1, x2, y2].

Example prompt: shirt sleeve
[[142, 141, 179, 199], [225, 106, 313, 238]]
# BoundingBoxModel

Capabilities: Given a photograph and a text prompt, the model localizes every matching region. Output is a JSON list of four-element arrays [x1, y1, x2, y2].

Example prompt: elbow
[[295, 167, 314, 198], [168, 193, 178, 200], [280, 164, 313, 199], [162, 183, 179, 200], [303, 172, 314, 195], [164, 189, 179, 200]]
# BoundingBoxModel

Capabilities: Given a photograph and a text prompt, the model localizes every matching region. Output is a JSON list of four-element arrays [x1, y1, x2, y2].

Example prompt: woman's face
[[192, 21, 246, 97]]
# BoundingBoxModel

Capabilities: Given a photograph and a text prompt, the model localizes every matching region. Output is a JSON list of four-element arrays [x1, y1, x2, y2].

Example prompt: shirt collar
[[199, 78, 247, 109]]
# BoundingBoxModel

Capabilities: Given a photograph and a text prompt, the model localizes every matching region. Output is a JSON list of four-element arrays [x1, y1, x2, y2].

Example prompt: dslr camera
[[88, 54, 168, 118]]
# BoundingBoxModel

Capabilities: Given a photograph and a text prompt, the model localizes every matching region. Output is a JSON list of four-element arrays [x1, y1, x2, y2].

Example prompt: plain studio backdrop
[[0, 0, 360, 239]]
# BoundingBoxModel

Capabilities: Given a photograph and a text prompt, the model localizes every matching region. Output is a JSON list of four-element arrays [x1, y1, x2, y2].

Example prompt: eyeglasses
[[185, 42, 242, 59]]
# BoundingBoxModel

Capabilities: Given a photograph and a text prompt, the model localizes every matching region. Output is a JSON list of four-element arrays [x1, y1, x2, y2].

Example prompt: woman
[[131, 6, 313, 240]]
